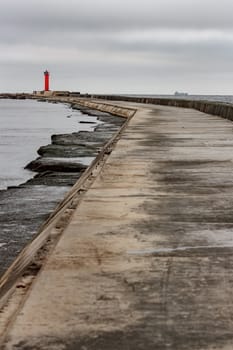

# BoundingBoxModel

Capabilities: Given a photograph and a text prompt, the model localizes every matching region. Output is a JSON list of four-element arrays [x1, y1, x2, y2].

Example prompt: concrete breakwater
[[4, 99, 233, 348], [0, 98, 135, 315], [92, 94, 233, 122]]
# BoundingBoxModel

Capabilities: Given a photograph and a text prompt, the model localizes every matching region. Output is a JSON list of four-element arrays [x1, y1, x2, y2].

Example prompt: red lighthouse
[[44, 70, 50, 91]]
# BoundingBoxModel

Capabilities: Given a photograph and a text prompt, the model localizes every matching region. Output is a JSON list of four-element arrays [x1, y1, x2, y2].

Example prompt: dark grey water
[[0, 99, 98, 189]]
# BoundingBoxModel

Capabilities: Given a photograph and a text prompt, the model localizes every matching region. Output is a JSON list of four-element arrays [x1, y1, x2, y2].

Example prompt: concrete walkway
[[3, 102, 233, 349]]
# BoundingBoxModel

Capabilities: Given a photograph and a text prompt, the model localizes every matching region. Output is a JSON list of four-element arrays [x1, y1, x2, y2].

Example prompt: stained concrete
[[3, 103, 233, 349]]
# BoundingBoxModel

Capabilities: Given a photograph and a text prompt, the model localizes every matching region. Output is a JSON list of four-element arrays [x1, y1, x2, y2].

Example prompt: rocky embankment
[[23, 105, 125, 186], [0, 103, 125, 277]]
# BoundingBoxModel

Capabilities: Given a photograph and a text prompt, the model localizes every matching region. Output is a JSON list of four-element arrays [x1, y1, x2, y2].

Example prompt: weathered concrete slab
[[3, 103, 233, 349]]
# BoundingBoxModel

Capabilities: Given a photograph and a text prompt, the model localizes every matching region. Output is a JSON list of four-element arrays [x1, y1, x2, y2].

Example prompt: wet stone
[[22, 171, 82, 187], [37, 144, 98, 158], [25, 157, 87, 173], [51, 130, 115, 146]]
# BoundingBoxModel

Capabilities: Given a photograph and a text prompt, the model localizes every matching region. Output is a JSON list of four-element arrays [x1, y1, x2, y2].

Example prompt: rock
[[25, 157, 87, 173], [72, 104, 126, 126], [23, 171, 82, 186], [72, 105, 109, 117], [51, 131, 109, 146], [37, 144, 98, 158], [79, 121, 96, 124], [97, 115, 125, 126]]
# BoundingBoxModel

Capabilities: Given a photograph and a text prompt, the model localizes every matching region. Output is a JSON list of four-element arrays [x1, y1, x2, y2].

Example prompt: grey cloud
[[2, 0, 233, 32], [1, 0, 233, 94]]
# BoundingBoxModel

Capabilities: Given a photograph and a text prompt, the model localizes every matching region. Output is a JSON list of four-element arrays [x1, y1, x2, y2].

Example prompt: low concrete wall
[[91, 95, 233, 122], [72, 98, 136, 119], [34, 95, 136, 119]]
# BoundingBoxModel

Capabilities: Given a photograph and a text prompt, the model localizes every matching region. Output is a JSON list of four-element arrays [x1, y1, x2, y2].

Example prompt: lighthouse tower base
[[33, 90, 54, 97]]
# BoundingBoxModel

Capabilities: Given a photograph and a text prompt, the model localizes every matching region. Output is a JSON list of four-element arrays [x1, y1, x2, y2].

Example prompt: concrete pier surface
[[2, 101, 233, 349]]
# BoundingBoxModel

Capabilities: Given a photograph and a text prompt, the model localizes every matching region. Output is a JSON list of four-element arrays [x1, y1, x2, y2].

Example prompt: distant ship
[[174, 91, 189, 96]]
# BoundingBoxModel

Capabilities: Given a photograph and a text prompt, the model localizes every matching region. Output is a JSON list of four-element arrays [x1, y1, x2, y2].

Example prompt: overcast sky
[[1, 0, 233, 94]]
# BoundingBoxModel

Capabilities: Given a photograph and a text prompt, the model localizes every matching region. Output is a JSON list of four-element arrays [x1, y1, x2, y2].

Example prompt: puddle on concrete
[[191, 228, 233, 246], [127, 245, 233, 256]]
